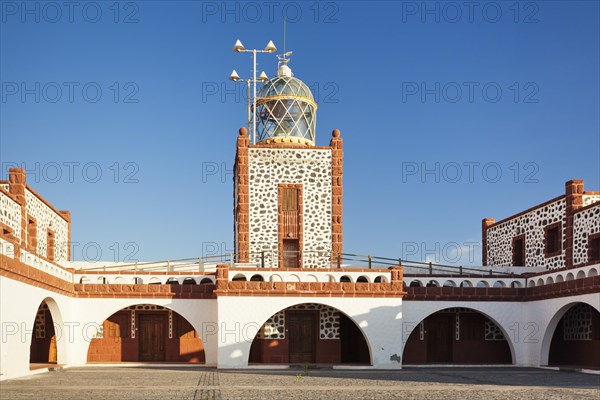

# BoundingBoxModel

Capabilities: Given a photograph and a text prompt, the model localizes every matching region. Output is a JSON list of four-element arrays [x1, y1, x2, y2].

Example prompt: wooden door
[[283, 239, 299, 268], [48, 335, 57, 363], [426, 315, 453, 363], [288, 311, 316, 363], [139, 314, 165, 361]]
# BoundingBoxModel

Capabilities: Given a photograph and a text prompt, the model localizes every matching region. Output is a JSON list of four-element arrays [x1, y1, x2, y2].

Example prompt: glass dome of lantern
[[254, 53, 317, 146]]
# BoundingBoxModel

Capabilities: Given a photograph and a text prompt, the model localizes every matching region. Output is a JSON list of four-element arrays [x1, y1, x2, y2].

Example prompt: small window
[[47, 230, 55, 261], [27, 218, 37, 252], [544, 223, 561, 257], [282, 188, 299, 211], [589, 234, 600, 262], [512, 235, 525, 266]]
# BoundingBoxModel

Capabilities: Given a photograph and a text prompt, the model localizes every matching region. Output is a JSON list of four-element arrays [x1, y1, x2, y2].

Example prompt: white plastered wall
[[0, 276, 72, 379], [216, 296, 404, 369]]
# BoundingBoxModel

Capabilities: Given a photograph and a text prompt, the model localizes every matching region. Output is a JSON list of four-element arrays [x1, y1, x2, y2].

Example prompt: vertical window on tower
[[544, 223, 562, 258], [512, 235, 525, 266], [589, 234, 600, 262], [282, 187, 299, 211], [47, 230, 55, 261], [27, 217, 37, 253]]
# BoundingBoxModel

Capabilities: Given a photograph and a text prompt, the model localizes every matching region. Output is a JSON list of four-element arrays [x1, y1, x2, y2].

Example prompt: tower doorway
[[283, 239, 299, 268]]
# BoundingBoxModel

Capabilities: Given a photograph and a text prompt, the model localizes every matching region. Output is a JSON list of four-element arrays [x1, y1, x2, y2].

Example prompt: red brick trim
[[234, 128, 250, 263], [565, 179, 585, 268], [481, 218, 495, 266], [0, 221, 16, 242], [47, 228, 55, 261], [488, 195, 566, 228], [0, 185, 19, 203], [26, 215, 38, 253], [214, 264, 406, 298], [249, 144, 333, 150], [73, 270, 217, 276], [543, 221, 562, 258], [0, 254, 74, 296], [25, 185, 70, 222], [8, 168, 27, 248], [59, 211, 71, 261], [404, 275, 599, 302], [573, 200, 600, 214], [330, 130, 343, 260], [213, 280, 406, 298], [73, 283, 216, 299]]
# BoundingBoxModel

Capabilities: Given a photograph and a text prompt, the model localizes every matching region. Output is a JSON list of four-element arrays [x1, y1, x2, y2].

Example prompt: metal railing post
[[337, 253, 341, 269], [398, 258, 402, 267], [459, 265, 463, 275], [428, 262, 432, 275], [261, 251, 265, 268], [271, 249, 275, 268], [368, 255, 372, 269], [198, 257, 202, 272]]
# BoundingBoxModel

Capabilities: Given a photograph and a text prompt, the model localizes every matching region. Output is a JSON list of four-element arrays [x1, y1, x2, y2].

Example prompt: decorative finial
[[332, 129, 341, 138], [239, 127, 248, 136]]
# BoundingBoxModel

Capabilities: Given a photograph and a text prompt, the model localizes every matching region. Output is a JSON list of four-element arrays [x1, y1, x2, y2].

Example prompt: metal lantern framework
[[231, 40, 317, 146], [254, 68, 317, 146]]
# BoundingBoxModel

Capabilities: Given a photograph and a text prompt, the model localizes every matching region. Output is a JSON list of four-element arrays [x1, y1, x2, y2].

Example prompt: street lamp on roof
[[231, 39, 277, 144]]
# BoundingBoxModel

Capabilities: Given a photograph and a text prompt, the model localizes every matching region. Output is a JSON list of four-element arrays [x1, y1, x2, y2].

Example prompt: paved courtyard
[[0, 366, 598, 400]]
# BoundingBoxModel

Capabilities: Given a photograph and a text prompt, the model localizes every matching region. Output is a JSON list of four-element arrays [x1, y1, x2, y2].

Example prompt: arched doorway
[[29, 300, 57, 367], [87, 304, 205, 363], [403, 308, 512, 364], [249, 303, 370, 365], [548, 303, 600, 369]]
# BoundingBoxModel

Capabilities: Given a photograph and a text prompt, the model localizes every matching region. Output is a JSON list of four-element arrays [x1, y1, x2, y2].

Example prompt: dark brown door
[[139, 314, 165, 361], [283, 239, 299, 268], [426, 315, 453, 363], [288, 311, 316, 363]]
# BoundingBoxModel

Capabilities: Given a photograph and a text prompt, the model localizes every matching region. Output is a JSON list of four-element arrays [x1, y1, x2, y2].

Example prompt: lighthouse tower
[[234, 54, 343, 268]]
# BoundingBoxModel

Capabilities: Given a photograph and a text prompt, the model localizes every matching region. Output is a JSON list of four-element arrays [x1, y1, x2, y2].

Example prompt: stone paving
[[0, 366, 598, 400]]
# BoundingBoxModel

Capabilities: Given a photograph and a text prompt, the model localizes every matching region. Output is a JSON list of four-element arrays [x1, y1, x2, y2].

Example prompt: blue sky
[[1, 1, 598, 265]]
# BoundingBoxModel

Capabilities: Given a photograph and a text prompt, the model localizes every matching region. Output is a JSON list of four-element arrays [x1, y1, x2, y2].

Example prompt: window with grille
[[545, 223, 561, 257], [282, 187, 298, 211]]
